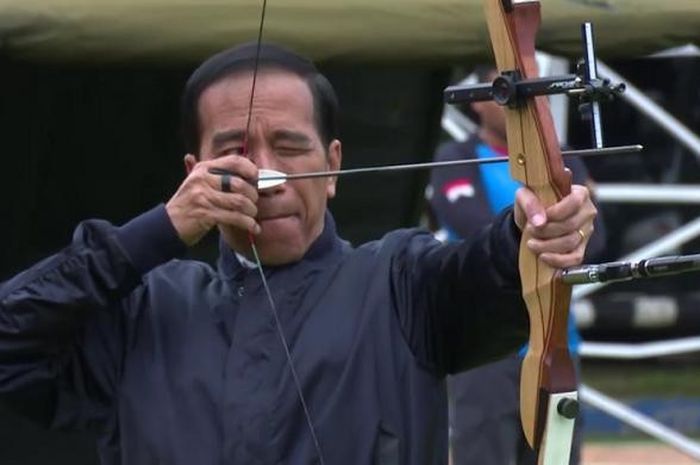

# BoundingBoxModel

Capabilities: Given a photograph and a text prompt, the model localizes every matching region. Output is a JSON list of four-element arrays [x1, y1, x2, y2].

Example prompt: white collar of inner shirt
[[235, 252, 259, 270]]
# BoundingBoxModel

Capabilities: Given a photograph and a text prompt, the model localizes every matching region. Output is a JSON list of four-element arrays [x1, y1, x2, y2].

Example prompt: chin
[[256, 219, 308, 262], [220, 216, 319, 266], [256, 242, 306, 266]]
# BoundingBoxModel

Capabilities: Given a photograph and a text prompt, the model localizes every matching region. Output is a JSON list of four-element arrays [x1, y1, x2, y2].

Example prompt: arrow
[[209, 144, 642, 190]]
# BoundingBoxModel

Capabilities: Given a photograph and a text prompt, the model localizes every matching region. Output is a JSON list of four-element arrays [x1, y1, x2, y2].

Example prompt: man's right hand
[[166, 154, 260, 246]]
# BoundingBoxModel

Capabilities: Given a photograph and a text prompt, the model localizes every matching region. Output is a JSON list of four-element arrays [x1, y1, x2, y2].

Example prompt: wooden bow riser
[[483, 0, 578, 460]]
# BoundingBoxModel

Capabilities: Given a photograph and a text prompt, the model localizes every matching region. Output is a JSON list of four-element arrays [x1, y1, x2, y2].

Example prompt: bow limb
[[483, 1, 577, 464]]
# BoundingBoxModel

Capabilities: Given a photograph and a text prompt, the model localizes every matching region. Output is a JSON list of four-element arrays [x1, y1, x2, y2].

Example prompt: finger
[[208, 209, 261, 235], [525, 217, 593, 241], [544, 185, 589, 222], [526, 229, 588, 256], [182, 177, 259, 232], [538, 248, 586, 269], [206, 155, 259, 183], [208, 190, 259, 219], [515, 187, 547, 228], [195, 159, 259, 201], [206, 171, 259, 203]]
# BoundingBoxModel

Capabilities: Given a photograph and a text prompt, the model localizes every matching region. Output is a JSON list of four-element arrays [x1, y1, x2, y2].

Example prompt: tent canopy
[[1, 0, 699, 65]]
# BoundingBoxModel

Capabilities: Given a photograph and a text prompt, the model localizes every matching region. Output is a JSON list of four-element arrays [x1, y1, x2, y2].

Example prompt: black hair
[[181, 42, 339, 156]]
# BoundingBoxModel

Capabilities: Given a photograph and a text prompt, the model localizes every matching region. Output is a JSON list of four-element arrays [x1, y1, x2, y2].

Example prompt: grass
[[580, 356, 700, 398]]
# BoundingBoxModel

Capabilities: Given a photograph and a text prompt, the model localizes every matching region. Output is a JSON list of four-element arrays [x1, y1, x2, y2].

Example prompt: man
[[427, 65, 606, 465], [0, 44, 596, 465]]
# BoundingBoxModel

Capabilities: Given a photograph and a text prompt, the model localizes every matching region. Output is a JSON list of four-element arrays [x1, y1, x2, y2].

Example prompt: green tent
[[1, 0, 699, 64]]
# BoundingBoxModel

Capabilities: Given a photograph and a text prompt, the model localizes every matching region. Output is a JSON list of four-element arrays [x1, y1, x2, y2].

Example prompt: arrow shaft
[[265, 144, 643, 182]]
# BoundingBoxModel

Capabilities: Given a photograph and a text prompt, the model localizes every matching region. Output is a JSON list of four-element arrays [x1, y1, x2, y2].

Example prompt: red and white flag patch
[[442, 179, 475, 203]]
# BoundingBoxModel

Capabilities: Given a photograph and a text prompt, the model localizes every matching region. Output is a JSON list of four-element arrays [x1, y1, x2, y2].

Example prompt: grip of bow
[[482, 1, 578, 464]]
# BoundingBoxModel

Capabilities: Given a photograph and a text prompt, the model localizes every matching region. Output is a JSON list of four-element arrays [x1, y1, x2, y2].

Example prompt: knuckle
[[226, 211, 244, 228], [563, 217, 578, 232], [574, 184, 589, 196], [230, 176, 247, 193], [193, 189, 208, 206], [573, 187, 588, 205], [568, 235, 580, 250], [193, 164, 209, 178], [228, 195, 244, 211], [200, 210, 215, 225], [559, 255, 573, 267], [232, 212, 252, 230]]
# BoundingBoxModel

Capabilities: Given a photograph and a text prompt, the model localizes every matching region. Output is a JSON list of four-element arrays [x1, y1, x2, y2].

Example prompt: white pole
[[580, 384, 700, 460], [598, 62, 700, 160], [579, 336, 700, 360], [594, 184, 700, 204]]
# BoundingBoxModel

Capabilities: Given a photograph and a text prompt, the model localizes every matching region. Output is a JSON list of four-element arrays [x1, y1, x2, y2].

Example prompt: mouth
[[258, 213, 296, 222]]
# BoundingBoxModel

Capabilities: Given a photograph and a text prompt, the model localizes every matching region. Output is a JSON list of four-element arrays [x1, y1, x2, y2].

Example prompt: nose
[[249, 144, 276, 170]]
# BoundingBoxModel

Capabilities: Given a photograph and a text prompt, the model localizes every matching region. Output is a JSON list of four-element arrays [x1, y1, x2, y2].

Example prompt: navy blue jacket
[[0, 205, 527, 465]]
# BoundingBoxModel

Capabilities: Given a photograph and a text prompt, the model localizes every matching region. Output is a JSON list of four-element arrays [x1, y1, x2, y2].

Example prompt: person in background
[[426, 65, 607, 465]]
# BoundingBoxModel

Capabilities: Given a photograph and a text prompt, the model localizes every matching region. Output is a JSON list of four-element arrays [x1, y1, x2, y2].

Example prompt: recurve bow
[[482, 1, 579, 464]]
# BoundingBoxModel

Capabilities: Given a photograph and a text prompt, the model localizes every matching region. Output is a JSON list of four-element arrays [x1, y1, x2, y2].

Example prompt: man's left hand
[[513, 184, 597, 268]]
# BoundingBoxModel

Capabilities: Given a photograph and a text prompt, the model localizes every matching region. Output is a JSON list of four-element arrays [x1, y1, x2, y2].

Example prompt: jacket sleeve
[[390, 208, 528, 376], [0, 205, 185, 430]]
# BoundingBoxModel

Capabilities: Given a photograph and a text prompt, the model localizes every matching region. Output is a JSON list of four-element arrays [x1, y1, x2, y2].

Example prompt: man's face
[[193, 69, 342, 265]]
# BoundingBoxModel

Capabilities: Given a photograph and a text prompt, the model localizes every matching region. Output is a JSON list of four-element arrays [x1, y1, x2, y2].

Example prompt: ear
[[184, 154, 198, 175], [325, 139, 342, 199]]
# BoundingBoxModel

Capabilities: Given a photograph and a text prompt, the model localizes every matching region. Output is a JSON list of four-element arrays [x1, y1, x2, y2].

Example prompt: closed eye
[[276, 146, 311, 156], [217, 146, 246, 157]]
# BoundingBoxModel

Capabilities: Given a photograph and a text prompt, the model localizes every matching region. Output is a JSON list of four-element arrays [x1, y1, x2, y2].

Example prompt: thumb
[[515, 187, 547, 230]]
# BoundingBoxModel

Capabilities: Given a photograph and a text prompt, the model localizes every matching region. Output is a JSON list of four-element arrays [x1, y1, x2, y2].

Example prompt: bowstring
[[243, 2, 326, 463], [249, 242, 326, 465]]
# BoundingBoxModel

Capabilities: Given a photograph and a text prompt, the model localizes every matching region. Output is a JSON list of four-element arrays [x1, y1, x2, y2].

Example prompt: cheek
[[299, 181, 329, 218]]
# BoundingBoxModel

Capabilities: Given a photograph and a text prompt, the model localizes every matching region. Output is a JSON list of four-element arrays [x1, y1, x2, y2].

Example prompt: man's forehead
[[209, 68, 309, 96], [198, 68, 313, 116], [197, 68, 319, 145]]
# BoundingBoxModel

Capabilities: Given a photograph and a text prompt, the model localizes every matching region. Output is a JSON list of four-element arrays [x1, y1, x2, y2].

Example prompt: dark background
[[0, 60, 448, 277]]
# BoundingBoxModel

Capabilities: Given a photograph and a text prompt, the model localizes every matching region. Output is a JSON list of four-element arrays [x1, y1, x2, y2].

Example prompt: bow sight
[[443, 22, 624, 149]]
